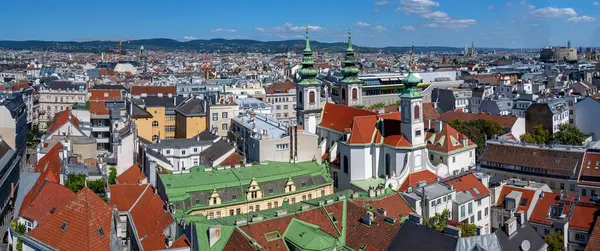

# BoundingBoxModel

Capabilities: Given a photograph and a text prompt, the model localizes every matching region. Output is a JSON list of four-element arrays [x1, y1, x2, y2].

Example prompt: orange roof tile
[[34, 142, 63, 179], [569, 201, 600, 231], [223, 229, 254, 251], [170, 235, 191, 248], [47, 109, 80, 134], [88, 90, 122, 101], [381, 119, 412, 147], [218, 152, 244, 167], [529, 192, 563, 225], [28, 188, 113, 251], [496, 186, 536, 213], [344, 201, 401, 251], [586, 220, 600, 251], [425, 123, 476, 152], [581, 152, 600, 178], [265, 81, 295, 94], [354, 193, 415, 218], [19, 180, 75, 223], [129, 185, 174, 250], [88, 101, 109, 115], [398, 170, 438, 192], [131, 85, 176, 96], [320, 103, 376, 133], [116, 164, 146, 184], [109, 184, 147, 211], [442, 173, 490, 200]]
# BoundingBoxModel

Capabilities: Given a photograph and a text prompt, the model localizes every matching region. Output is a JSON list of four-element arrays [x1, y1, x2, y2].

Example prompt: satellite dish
[[521, 240, 531, 251]]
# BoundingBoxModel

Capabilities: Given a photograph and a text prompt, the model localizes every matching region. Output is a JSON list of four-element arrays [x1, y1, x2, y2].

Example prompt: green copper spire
[[341, 28, 361, 83], [401, 70, 423, 98], [298, 25, 318, 85]]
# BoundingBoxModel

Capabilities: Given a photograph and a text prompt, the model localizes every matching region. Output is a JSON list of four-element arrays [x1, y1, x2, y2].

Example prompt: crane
[[118, 37, 132, 61]]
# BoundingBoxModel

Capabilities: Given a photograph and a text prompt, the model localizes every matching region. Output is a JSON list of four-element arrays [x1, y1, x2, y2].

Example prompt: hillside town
[[1, 27, 600, 251]]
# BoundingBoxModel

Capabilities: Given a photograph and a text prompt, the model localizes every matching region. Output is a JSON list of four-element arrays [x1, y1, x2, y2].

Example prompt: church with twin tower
[[295, 27, 450, 191]]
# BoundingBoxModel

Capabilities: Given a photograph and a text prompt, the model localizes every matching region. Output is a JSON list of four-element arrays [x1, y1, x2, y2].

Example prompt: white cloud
[[183, 36, 196, 40], [520, 0, 526, 4], [211, 28, 237, 33], [402, 25, 416, 30], [425, 19, 477, 28], [355, 22, 371, 27], [373, 25, 386, 31], [594, 2, 599, 6], [374, 1, 389, 5], [531, 23, 540, 27], [488, 4, 494, 10], [373, 8, 381, 13], [396, 0, 440, 14], [255, 23, 324, 33], [506, 2, 511, 7], [568, 16, 597, 22], [530, 7, 577, 18], [422, 11, 449, 21], [528, 5, 535, 10]]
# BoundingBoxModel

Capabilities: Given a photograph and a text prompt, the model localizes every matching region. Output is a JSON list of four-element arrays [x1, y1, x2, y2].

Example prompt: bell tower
[[338, 28, 363, 107], [296, 26, 322, 134], [400, 70, 425, 146]]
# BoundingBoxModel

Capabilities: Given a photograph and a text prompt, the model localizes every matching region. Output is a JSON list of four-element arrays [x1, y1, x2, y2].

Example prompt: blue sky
[[1, 0, 599, 48]]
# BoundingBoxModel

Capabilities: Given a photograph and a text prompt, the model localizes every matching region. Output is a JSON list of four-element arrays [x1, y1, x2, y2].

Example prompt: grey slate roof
[[12, 172, 40, 220], [175, 98, 206, 116], [146, 148, 171, 164], [387, 221, 458, 251], [415, 182, 453, 200], [199, 140, 235, 162], [149, 138, 213, 149], [131, 103, 152, 118], [196, 130, 219, 142], [133, 96, 186, 109], [494, 221, 547, 251], [455, 192, 474, 205]]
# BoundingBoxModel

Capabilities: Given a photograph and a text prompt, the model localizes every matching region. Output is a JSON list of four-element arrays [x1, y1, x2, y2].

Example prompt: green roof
[[193, 224, 235, 251], [160, 161, 330, 201], [283, 218, 338, 250]]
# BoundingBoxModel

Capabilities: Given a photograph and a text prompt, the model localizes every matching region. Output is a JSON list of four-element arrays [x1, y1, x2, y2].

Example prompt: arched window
[[333, 172, 339, 188], [414, 105, 420, 120], [343, 156, 349, 173], [152, 135, 159, 142], [385, 154, 391, 177], [309, 91, 316, 104], [352, 88, 358, 100], [341, 88, 346, 101], [152, 121, 159, 127]]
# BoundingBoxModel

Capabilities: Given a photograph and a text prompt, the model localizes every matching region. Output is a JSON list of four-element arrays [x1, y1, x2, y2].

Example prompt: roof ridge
[[130, 184, 151, 212]]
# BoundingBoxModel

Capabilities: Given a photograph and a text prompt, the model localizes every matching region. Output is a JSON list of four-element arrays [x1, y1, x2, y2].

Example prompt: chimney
[[434, 120, 443, 133], [503, 216, 518, 237], [361, 212, 374, 226], [445, 225, 461, 238], [515, 210, 525, 225], [408, 212, 422, 225]]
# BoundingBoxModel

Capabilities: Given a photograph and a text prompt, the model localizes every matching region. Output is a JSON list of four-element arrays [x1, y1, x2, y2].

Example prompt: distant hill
[[0, 38, 510, 54]]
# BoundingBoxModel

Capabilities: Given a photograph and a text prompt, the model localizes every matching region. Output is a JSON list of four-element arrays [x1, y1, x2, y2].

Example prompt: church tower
[[400, 70, 425, 146], [296, 26, 322, 134], [338, 28, 363, 107]]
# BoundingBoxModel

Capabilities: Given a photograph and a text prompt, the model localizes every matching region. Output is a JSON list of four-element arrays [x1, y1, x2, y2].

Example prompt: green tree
[[553, 124, 585, 146], [544, 231, 565, 251], [520, 125, 552, 144], [108, 167, 117, 184], [459, 223, 478, 237], [85, 101, 90, 109], [66, 174, 86, 192], [26, 129, 36, 147], [72, 103, 80, 110], [13, 222, 26, 251], [367, 102, 387, 109], [448, 119, 503, 152], [424, 209, 449, 231], [87, 178, 106, 195]]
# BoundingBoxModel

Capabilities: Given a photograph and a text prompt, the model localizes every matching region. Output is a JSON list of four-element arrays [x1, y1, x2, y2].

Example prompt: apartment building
[[525, 100, 569, 134], [131, 96, 186, 142], [37, 80, 87, 131], [265, 81, 296, 126], [208, 98, 239, 137]]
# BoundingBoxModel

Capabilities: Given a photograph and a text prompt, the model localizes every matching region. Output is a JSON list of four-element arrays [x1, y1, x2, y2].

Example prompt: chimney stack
[[515, 210, 525, 226]]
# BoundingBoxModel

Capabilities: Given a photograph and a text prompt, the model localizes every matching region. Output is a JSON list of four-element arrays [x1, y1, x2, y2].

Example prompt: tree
[[367, 102, 387, 109], [65, 174, 86, 192], [448, 119, 503, 153], [520, 125, 552, 144], [459, 223, 477, 237], [424, 209, 449, 231], [553, 124, 585, 146], [87, 178, 106, 195], [544, 230, 565, 251], [108, 167, 117, 184]]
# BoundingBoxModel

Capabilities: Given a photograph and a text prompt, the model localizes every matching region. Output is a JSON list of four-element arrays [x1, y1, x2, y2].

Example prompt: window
[[485, 207, 488, 216], [544, 228, 550, 235], [215, 211, 221, 218], [276, 144, 289, 151], [268, 203, 272, 209], [249, 206, 253, 212], [519, 198, 528, 206], [575, 233, 586, 241], [276, 105, 281, 110], [212, 113, 218, 121], [256, 205, 260, 211], [478, 211, 482, 221], [468, 202, 473, 214], [274, 201, 278, 207], [309, 91, 316, 104], [284, 113, 288, 118], [166, 115, 175, 121], [570, 184, 576, 191], [341, 88, 346, 100], [430, 154, 433, 161], [452, 156, 456, 163], [343, 156, 349, 173], [582, 189, 587, 196], [230, 209, 234, 216], [560, 183, 565, 190], [165, 125, 176, 132], [431, 201, 435, 207], [97, 228, 104, 236], [212, 198, 217, 205], [308, 194, 312, 200], [222, 112, 228, 119], [470, 216, 475, 223], [222, 124, 228, 130], [283, 105, 288, 109], [333, 172, 338, 188], [550, 181, 555, 189], [208, 212, 214, 219], [152, 135, 159, 142], [302, 195, 306, 201], [60, 222, 68, 230], [352, 88, 358, 100], [291, 197, 296, 204], [165, 150, 171, 154], [194, 148, 198, 153], [251, 191, 258, 199], [276, 113, 281, 118], [437, 198, 441, 205], [152, 121, 159, 127], [414, 105, 420, 120], [321, 190, 325, 197], [461, 205, 465, 218], [415, 130, 421, 136]]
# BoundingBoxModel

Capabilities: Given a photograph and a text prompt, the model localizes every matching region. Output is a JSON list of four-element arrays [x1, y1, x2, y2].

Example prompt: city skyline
[[2, 0, 600, 48]]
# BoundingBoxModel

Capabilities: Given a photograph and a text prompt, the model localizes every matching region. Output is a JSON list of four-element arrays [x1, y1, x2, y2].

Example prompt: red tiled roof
[[345, 201, 401, 251], [28, 188, 113, 251], [529, 192, 564, 225], [348, 116, 378, 144], [381, 119, 412, 147], [398, 170, 438, 192], [586, 220, 600, 251], [496, 186, 536, 213], [422, 102, 441, 121], [581, 152, 600, 178], [131, 85, 176, 96], [19, 180, 75, 223], [442, 173, 490, 200], [223, 229, 255, 251], [109, 184, 147, 211], [35, 142, 63, 178], [88, 101, 109, 115], [569, 201, 600, 231], [320, 103, 376, 133], [88, 90, 122, 101], [170, 235, 191, 248], [219, 152, 244, 167], [438, 111, 518, 129], [129, 185, 174, 250], [265, 81, 295, 94], [116, 164, 146, 184], [425, 123, 475, 152], [354, 193, 414, 218], [47, 109, 80, 134]]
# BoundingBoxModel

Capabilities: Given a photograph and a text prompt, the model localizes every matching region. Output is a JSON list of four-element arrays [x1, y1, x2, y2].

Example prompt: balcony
[[92, 126, 110, 132]]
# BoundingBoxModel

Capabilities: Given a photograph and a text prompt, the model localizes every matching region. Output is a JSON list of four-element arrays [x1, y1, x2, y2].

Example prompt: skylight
[[473, 188, 481, 195], [519, 198, 528, 206], [60, 222, 68, 230], [97, 228, 104, 236]]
